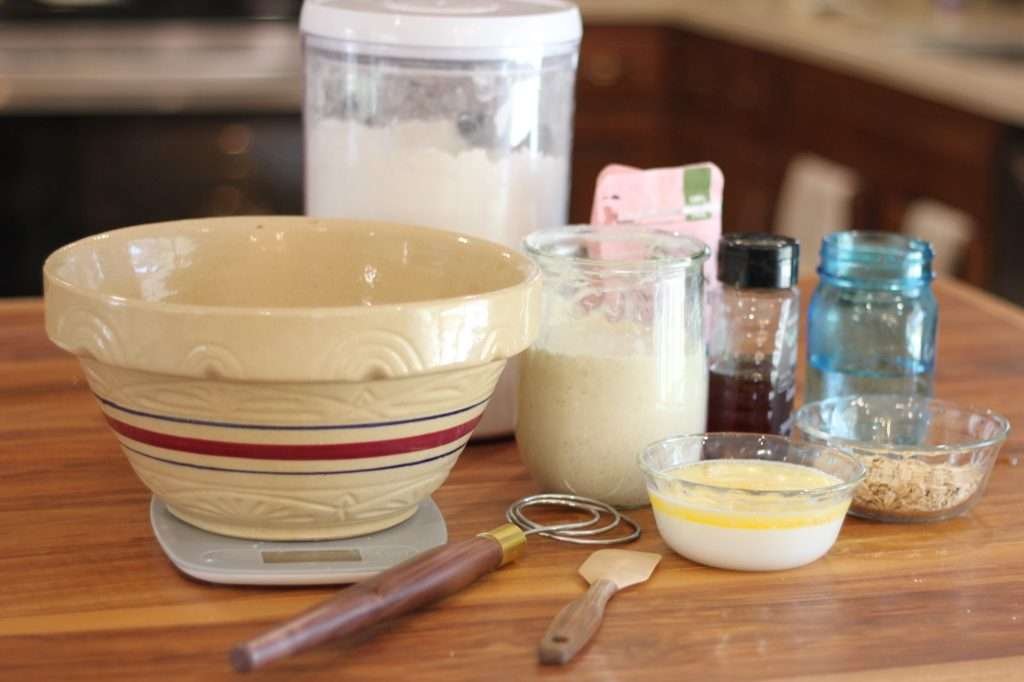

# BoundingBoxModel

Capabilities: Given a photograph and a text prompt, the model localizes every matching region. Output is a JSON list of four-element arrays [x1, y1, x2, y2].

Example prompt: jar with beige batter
[[517, 227, 710, 507]]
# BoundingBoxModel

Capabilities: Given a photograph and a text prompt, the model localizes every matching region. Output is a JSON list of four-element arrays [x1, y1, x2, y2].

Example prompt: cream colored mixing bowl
[[44, 216, 540, 540]]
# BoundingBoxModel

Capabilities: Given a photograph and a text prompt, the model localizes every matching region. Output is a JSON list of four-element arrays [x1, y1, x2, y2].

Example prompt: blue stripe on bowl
[[122, 442, 466, 475], [96, 394, 490, 431]]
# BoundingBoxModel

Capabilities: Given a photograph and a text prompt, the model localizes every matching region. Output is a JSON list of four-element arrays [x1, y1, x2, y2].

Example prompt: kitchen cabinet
[[570, 26, 682, 222], [2, 22, 1014, 297], [570, 25, 1006, 289], [571, 25, 794, 229], [2, 114, 302, 297]]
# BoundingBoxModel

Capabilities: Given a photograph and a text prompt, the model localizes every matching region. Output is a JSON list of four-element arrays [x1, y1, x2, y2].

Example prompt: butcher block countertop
[[2, 277, 1024, 681]]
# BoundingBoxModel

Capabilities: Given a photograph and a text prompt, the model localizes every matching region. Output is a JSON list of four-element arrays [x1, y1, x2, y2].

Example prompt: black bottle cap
[[717, 233, 799, 288]]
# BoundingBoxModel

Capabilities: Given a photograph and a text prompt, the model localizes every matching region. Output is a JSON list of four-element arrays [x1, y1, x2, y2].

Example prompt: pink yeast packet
[[589, 162, 723, 283]]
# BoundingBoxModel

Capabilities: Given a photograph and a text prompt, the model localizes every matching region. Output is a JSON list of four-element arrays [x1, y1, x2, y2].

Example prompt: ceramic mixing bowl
[[44, 216, 540, 540]]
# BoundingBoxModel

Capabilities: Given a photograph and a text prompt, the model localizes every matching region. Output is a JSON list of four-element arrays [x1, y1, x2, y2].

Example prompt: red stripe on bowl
[[105, 414, 482, 461]]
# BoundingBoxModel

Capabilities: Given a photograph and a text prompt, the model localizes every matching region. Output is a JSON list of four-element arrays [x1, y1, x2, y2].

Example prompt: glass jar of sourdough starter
[[806, 231, 937, 402], [301, 0, 581, 439], [517, 227, 710, 507]]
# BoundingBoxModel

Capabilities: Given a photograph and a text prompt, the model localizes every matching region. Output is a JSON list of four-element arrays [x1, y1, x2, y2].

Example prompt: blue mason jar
[[806, 231, 937, 402]]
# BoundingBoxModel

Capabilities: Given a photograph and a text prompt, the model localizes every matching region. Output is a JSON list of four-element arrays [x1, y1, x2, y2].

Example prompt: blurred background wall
[[2, 0, 1023, 303]]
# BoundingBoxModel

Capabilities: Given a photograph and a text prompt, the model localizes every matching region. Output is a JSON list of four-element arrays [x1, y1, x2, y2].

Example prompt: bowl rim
[[43, 215, 540, 317], [793, 394, 1012, 457], [638, 432, 867, 499]]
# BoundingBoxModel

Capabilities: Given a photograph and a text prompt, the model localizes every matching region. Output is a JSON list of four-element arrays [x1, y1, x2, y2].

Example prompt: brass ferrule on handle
[[478, 523, 527, 566]]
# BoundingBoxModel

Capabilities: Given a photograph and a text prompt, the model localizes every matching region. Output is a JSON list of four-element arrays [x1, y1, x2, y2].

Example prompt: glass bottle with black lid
[[707, 233, 800, 435]]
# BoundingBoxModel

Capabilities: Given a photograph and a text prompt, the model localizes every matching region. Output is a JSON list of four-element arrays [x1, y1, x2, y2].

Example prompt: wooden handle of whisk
[[229, 524, 526, 672]]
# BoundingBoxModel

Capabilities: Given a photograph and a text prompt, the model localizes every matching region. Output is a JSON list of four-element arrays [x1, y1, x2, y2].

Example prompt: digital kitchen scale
[[150, 497, 448, 586]]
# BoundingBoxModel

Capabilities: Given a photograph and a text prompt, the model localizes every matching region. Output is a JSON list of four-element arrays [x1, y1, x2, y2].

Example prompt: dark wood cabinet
[[3, 114, 302, 297], [570, 26, 681, 222], [2, 23, 1013, 297], [570, 24, 1006, 289]]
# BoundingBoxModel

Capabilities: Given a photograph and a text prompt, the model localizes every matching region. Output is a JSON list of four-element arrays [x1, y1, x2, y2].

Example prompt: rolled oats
[[852, 454, 984, 518]]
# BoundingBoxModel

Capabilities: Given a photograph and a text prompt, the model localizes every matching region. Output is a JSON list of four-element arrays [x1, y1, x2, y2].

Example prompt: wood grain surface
[[2, 279, 1024, 681], [231, 534, 505, 672]]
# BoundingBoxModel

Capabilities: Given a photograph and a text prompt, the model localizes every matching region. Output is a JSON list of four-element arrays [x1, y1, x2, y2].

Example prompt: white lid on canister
[[300, 0, 582, 53]]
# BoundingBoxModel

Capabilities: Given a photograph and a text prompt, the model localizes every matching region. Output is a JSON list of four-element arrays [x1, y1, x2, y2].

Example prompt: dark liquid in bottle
[[707, 364, 795, 435]]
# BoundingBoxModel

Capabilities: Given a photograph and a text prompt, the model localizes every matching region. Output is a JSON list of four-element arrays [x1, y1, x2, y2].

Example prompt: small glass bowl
[[793, 395, 1011, 523], [638, 434, 865, 571]]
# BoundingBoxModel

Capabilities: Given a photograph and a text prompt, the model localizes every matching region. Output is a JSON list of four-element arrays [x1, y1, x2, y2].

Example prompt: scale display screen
[[261, 549, 363, 564]]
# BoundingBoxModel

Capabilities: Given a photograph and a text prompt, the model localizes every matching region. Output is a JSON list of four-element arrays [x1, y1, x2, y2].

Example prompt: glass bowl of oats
[[793, 395, 1010, 522]]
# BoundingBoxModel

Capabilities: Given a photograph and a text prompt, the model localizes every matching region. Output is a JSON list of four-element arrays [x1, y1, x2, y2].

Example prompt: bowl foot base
[[162, 504, 420, 541]]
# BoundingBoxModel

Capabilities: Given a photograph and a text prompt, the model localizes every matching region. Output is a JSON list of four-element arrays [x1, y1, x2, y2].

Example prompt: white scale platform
[[150, 497, 448, 586]]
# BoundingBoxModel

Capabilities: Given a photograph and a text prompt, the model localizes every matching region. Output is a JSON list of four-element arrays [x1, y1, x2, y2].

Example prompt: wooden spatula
[[538, 549, 662, 665]]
